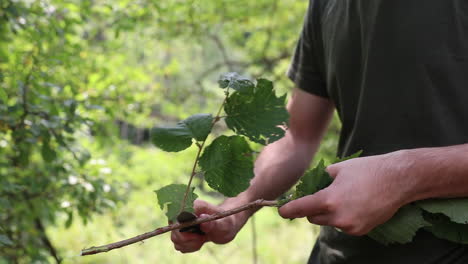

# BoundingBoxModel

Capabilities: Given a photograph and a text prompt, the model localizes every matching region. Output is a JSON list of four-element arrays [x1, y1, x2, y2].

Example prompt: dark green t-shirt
[[287, 0, 468, 263]]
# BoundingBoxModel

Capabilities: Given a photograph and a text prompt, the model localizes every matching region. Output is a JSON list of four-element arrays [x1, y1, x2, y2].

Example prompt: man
[[172, 0, 468, 263]]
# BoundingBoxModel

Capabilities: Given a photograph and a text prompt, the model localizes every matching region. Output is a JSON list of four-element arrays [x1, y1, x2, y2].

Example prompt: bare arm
[[398, 144, 468, 200]]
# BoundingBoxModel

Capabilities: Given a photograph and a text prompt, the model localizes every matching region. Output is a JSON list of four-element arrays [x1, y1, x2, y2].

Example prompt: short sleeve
[[287, 0, 328, 98]]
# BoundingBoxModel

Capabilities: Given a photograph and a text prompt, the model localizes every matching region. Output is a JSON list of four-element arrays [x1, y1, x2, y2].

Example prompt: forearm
[[230, 133, 320, 202], [400, 144, 468, 203], [220, 134, 320, 220]]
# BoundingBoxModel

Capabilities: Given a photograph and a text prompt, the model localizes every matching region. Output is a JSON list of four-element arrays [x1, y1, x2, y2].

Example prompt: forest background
[[0, 1, 340, 263]]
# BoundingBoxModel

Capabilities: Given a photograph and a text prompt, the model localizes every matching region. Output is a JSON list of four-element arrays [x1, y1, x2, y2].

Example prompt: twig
[[180, 140, 207, 212], [81, 199, 279, 256], [35, 218, 62, 264], [179, 90, 229, 212]]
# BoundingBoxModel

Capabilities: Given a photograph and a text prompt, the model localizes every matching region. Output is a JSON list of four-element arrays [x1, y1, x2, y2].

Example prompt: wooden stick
[[80, 199, 279, 256]]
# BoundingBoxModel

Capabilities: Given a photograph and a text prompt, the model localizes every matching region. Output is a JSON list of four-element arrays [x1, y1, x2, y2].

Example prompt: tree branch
[[80, 199, 279, 256], [180, 88, 230, 212], [35, 218, 62, 264]]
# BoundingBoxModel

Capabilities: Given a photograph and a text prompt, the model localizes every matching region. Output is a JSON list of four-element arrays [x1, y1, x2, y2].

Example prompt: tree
[[0, 1, 130, 262]]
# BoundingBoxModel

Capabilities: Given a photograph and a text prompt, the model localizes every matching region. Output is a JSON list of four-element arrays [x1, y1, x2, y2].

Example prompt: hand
[[279, 152, 412, 236], [171, 200, 243, 253]]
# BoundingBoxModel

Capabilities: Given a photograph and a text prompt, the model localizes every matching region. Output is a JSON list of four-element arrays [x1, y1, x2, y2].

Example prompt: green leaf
[[423, 213, 468, 244], [224, 79, 289, 145], [367, 205, 431, 245], [218, 72, 254, 93], [199, 135, 254, 197], [0, 235, 13, 246], [182, 114, 213, 141], [293, 160, 332, 199], [291, 152, 362, 200], [417, 198, 468, 224], [155, 184, 198, 222], [151, 125, 193, 152], [0, 88, 7, 102], [151, 114, 213, 152]]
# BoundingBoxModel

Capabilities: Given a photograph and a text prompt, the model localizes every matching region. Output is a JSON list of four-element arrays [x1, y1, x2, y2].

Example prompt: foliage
[[155, 184, 198, 222], [151, 114, 214, 152], [0, 0, 162, 262], [292, 160, 332, 200], [367, 206, 431, 245], [290, 151, 363, 201], [199, 135, 254, 197], [224, 78, 289, 145], [424, 213, 468, 244], [417, 198, 468, 225], [153, 73, 288, 220], [369, 202, 468, 244]]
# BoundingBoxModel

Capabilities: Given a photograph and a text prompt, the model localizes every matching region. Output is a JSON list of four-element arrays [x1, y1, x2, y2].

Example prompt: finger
[[307, 214, 332, 226], [171, 230, 204, 244], [279, 191, 329, 219], [326, 164, 339, 179], [194, 200, 219, 215], [199, 214, 216, 233], [174, 238, 206, 253]]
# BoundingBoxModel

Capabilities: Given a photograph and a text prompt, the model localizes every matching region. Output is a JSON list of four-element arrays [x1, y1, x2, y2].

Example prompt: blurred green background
[[0, 1, 340, 263]]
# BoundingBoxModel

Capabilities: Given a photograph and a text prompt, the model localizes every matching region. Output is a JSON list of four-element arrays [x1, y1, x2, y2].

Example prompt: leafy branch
[[148, 72, 288, 222], [81, 72, 289, 255]]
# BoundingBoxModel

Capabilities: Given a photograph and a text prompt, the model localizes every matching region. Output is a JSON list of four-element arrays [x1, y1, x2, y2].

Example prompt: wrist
[[220, 193, 258, 229], [392, 148, 429, 204]]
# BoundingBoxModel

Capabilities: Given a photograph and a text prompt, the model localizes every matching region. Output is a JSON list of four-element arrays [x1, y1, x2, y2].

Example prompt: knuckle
[[322, 195, 337, 212], [291, 207, 306, 217]]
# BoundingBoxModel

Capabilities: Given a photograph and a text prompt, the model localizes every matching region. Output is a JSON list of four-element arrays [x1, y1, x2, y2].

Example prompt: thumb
[[325, 164, 340, 179], [194, 200, 219, 215]]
